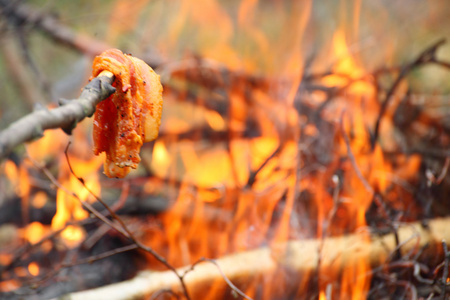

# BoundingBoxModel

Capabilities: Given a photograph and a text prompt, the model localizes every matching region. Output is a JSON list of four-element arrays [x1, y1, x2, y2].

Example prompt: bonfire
[[0, 1, 450, 300]]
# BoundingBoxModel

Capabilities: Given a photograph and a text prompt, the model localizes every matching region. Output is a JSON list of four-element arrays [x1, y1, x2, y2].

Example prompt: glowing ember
[[0, 254, 12, 266], [60, 225, 86, 248], [27, 262, 39, 276], [20, 222, 47, 245], [31, 191, 47, 210], [0, 280, 20, 293]]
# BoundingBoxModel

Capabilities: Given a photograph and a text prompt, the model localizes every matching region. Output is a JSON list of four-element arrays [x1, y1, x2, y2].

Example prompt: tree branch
[[0, 72, 115, 161], [371, 38, 450, 149], [0, 0, 110, 56]]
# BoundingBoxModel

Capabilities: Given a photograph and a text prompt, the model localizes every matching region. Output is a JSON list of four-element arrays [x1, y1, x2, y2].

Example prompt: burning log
[[59, 217, 450, 300]]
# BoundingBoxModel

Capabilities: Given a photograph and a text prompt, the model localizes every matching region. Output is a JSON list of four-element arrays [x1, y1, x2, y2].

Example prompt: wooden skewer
[[98, 70, 114, 79], [0, 71, 116, 160], [59, 217, 450, 300]]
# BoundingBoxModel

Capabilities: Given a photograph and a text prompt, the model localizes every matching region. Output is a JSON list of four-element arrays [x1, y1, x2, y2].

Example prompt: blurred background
[[1, 1, 450, 299], [1, 0, 450, 126]]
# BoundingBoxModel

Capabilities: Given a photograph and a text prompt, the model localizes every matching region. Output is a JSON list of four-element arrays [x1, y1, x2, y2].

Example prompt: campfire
[[1, 1, 450, 299]]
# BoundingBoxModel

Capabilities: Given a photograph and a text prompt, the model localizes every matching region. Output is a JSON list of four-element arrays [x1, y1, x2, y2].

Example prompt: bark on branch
[[0, 73, 115, 160]]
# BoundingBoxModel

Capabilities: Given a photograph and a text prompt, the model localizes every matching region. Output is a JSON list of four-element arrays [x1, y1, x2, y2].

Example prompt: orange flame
[[4, 160, 31, 223], [25, 121, 103, 248], [3, 1, 429, 298], [51, 154, 102, 246]]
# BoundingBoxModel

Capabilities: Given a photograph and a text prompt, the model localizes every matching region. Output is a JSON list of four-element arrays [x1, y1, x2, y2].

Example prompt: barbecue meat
[[91, 49, 163, 178]]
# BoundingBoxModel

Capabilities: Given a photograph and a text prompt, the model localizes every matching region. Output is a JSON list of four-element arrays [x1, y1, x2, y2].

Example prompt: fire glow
[[0, 1, 449, 299]]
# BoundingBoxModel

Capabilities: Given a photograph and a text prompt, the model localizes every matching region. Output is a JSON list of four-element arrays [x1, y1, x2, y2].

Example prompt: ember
[[0, 1, 450, 300]]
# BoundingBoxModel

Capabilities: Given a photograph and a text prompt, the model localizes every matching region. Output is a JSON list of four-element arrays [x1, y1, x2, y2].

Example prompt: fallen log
[[57, 217, 450, 300]]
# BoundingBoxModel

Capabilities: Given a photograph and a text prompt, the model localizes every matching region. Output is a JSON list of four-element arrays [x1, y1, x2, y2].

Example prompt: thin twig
[[339, 110, 374, 195], [396, 280, 418, 300], [8, 156, 142, 289], [19, 153, 188, 297], [426, 157, 450, 186], [0, 154, 111, 277], [28, 244, 139, 288], [63, 244, 138, 267], [35, 153, 130, 238], [149, 289, 181, 300], [182, 257, 254, 300], [413, 262, 434, 285], [0, 221, 70, 276], [442, 240, 449, 300], [246, 144, 283, 188], [371, 38, 450, 149]]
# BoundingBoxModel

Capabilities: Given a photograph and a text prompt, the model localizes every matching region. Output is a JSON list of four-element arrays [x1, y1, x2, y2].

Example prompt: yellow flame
[[60, 225, 86, 248], [51, 150, 102, 248], [322, 30, 374, 96], [26, 128, 67, 161], [52, 189, 87, 232], [205, 110, 226, 131], [152, 140, 171, 178], [332, 31, 364, 78], [181, 142, 232, 188]]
